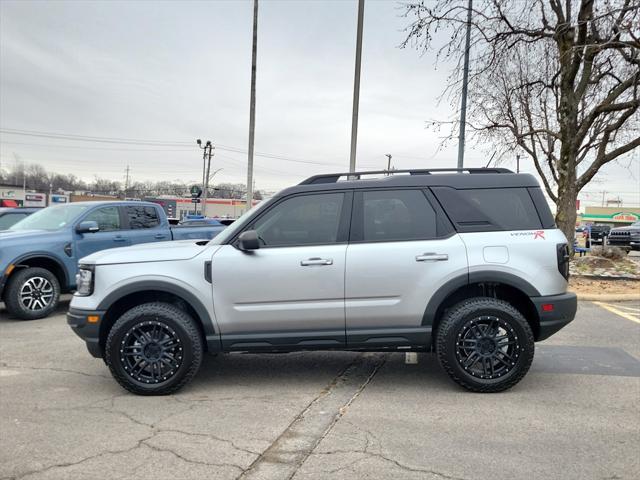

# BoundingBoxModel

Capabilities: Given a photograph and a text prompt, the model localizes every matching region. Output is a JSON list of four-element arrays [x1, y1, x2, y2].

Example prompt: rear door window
[[354, 189, 438, 242], [125, 206, 160, 229], [432, 187, 542, 231]]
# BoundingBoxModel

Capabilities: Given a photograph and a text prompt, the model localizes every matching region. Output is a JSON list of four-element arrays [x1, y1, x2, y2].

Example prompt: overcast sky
[[0, 0, 638, 206]]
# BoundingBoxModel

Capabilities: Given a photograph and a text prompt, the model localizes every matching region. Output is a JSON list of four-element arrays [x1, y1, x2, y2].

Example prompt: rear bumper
[[531, 292, 577, 341], [67, 307, 105, 358]]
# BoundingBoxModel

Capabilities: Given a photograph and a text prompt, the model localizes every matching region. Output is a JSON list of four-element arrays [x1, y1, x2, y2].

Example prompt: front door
[[345, 189, 468, 348], [74, 205, 131, 267], [210, 191, 352, 351]]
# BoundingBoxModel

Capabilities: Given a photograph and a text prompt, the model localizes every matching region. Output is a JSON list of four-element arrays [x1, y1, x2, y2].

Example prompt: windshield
[[208, 200, 270, 245], [9, 204, 91, 231]]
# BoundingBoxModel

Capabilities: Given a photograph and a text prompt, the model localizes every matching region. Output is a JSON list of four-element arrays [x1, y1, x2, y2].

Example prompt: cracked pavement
[[1, 298, 639, 479]]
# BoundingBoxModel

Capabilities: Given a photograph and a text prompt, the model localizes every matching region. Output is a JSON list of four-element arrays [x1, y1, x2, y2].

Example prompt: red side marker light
[[542, 304, 554, 312]]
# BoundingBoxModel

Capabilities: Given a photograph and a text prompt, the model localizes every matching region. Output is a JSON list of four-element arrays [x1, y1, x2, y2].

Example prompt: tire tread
[[436, 297, 535, 393]]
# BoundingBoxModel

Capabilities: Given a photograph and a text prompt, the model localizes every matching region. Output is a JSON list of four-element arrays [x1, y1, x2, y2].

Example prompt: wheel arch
[[10, 253, 69, 291], [97, 281, 219, 353], [423, 272, 541, 341]]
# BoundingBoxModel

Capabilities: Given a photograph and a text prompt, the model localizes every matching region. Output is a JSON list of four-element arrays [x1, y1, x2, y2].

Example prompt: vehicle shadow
[[0, 295, 71, 322]]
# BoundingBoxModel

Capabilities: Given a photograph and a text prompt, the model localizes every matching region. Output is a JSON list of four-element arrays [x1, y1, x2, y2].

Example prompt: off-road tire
[[436, 297, 535, 393], [4, 267, 61, 320], [105, 302, 204, 395]]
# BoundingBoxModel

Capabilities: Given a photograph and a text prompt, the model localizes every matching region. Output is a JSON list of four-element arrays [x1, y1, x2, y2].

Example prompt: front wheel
[[436, 297, 535, 393], [105, 302, 204, 395], [4, 267, 61, 320]]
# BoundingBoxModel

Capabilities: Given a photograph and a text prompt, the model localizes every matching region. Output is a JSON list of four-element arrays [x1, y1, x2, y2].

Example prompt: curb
[[571, 274, 640, 281], [573, 292, 640, 301]]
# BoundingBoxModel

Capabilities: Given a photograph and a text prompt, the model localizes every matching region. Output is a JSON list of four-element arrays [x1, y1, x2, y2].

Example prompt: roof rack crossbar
[[299, 168, 513, 185]]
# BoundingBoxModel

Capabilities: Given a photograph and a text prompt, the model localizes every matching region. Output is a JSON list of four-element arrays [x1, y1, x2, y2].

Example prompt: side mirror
[[76, 221, 100, 234], [237, 230, 260, 251]]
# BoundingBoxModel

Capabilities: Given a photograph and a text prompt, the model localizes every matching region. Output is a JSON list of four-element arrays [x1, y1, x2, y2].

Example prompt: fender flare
[[422, 271, 540, 326], [11, 252, 70, 287], [97, 280, 217, 342]]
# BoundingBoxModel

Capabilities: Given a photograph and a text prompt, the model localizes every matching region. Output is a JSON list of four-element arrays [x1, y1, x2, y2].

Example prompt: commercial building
[[578, 206, 640, 227], [144, 197, 258, 220]]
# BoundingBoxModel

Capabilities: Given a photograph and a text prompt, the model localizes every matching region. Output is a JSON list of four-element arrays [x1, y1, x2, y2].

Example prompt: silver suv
[[68, 169, 577, 395]]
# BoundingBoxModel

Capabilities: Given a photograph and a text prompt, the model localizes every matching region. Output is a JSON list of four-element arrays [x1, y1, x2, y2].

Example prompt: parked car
[[0, 201, 226, 320], [0, 207, 40, 231], [68, 168, 576, 395], [630, 233, 640, 251], [606, 221, 640, 251], [179, 218, 224, 226], [587, 224, 611, 245]]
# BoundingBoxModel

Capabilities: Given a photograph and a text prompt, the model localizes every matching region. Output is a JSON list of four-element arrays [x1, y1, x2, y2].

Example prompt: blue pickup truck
[[0, 201, 225, 320]]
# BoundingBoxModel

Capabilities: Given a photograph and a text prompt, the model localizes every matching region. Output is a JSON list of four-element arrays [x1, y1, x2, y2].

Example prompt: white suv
[[68, 169, 577, 395]]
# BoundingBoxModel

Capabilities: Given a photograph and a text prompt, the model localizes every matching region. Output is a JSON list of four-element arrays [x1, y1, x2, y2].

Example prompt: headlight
[[75, 265, 94, 296]]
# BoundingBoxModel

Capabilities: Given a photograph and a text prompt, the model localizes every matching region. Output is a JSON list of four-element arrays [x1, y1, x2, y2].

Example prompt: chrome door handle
[[113, 235, 127, 242], [300, 257, 333, 266], [416, 253, 448, 262]]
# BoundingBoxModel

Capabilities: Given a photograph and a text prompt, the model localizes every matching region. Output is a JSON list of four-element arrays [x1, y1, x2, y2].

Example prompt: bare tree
[[402, 0, 639, 241]]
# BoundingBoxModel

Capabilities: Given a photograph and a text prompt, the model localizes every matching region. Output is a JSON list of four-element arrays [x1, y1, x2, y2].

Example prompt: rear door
[[123, 205, 169, 245], [345, 189, 468, 348], [74, 205, 131, 261]]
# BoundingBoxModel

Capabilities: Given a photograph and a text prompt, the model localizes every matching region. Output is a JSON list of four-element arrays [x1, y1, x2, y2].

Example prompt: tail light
[[556, 243, 570, 280]]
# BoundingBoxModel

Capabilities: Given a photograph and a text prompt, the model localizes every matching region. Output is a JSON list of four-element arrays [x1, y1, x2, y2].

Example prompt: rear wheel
[[4, 267, 60, 320], [436, 297, 534, 393], [105, 302, 204, 395]]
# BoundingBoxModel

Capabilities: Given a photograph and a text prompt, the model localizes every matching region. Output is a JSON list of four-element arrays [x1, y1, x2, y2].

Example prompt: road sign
[[190, 185, 202, 198], [191, 198, 201, 204]]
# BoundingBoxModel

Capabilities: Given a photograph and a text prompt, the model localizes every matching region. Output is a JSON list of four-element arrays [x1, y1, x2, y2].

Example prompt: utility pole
[[516, 154, 520, 173], [124, 165, 131, 197], [202, 144, 214, 217], [349, 0, 365, 173], [246, 0, 258, 213], [457, 0, 473, 169], [196, 139, 213, 216], [601, 191, 606, 207], [385, 154, 392, 174]]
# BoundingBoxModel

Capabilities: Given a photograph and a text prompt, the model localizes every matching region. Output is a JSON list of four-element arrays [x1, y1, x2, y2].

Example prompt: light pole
[[246, 0, 258, 213], [457, 0, 472, 169], [349, 0, 365, 173]]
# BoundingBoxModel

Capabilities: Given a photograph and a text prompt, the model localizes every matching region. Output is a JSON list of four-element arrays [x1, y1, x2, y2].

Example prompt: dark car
[[607, 221, 640, 250], [588, 224, 611, 244], [0, 207, 40, 231]]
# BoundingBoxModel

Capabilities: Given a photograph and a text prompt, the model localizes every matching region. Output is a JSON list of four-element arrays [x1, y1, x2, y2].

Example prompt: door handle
[[155, 233, 167, 239], [415, 253, 448, 262], [300, 257, 333, 266], [113, 235, 127, 242]]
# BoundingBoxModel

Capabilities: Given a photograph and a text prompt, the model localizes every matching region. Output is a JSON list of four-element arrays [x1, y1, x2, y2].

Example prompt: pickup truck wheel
[[105, 302, 203, 395], [4, 267, 60, 320], [436, 297, 534, 393]]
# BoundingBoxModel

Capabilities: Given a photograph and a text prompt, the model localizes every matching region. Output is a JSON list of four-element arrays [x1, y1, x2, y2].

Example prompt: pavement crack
[[1, 364, 109, 379], [140, 441, 245, 472], [3, 432, 156, 480], [158, 428, 261, 456]]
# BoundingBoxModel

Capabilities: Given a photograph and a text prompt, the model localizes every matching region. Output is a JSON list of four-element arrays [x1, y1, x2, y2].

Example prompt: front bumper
[[67, 307, 105, 358], [531, 292, 577, 341]]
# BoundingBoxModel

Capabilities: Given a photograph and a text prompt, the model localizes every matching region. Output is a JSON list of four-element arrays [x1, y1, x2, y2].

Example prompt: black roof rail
[[299, 168, 514, 185]]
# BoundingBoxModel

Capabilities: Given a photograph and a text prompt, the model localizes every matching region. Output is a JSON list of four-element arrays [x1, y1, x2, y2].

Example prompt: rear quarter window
[[431, 187, 543, 232]]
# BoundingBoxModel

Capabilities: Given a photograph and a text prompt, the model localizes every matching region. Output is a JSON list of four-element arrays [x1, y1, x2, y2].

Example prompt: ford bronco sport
[[68, 168, 577, 395]]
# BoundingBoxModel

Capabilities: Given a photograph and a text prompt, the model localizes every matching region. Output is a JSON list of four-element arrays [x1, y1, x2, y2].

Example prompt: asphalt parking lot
[[1, 297, 639, 480]]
